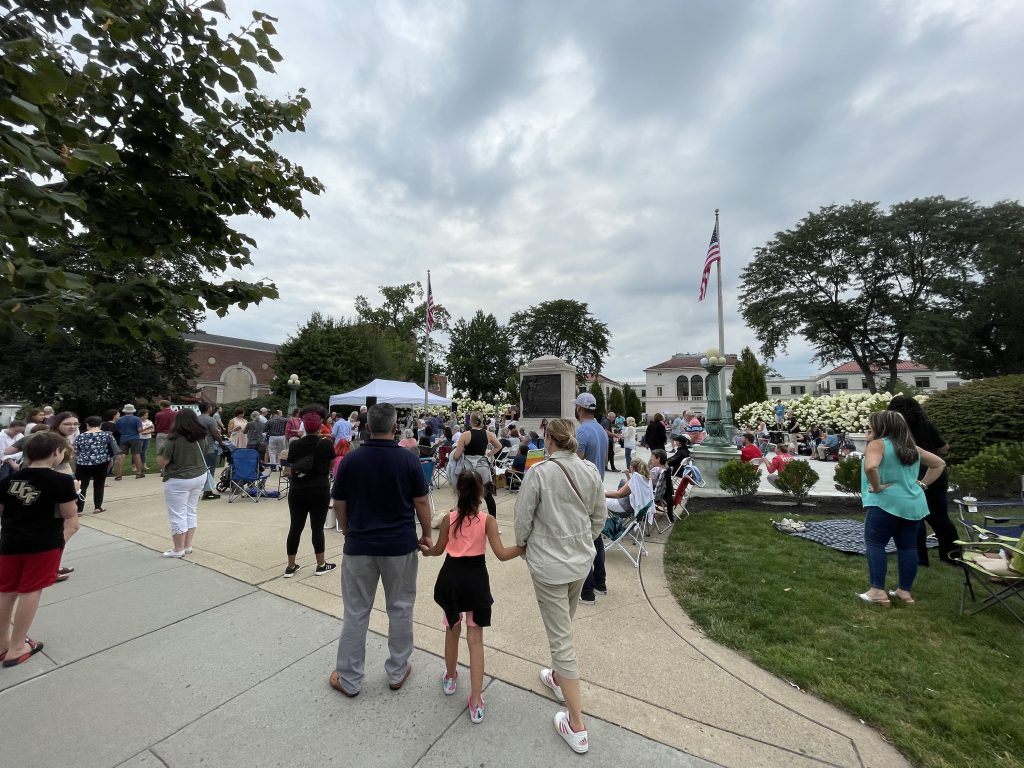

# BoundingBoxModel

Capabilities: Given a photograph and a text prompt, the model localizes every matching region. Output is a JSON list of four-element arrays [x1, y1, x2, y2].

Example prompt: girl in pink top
[[422, 471, 523, 724]]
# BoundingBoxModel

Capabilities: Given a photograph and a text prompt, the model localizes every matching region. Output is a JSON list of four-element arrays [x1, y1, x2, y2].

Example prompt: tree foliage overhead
[[0, 333, 196, 417], [0, 0, 323, 343], [354, 282, 450, 382], [508, 300, 611, 381], [607, 386, 624, 416], [446, 310, 514, 402], [622, 383, 642, 421], [739, 197, 1009, 392], [271, 312, 406, 407], [729, 347, 769, 416]]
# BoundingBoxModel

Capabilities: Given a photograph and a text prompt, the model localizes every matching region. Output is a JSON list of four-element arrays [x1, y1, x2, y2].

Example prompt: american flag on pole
[[698, 217, 720, 301], [426, 274, 435, 333]]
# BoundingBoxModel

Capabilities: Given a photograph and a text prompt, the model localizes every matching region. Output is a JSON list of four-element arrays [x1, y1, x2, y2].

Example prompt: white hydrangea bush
[[736, 392, 927, 432]]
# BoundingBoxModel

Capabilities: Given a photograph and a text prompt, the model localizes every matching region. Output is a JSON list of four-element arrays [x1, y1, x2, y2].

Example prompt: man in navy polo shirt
[[328, 403, 433, 697]]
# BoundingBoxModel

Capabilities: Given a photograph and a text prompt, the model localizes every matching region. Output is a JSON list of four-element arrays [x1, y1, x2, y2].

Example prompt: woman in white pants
[[157, 409, 209, 558]]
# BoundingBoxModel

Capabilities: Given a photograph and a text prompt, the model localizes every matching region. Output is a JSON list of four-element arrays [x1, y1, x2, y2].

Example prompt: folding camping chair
[[603, 501, 653, 568], [950, 538, 1024, 625], [227, 448, 272, 503], [953, 498, 1024, 543], [670, 460, 705, 519], [433, 445, 452, 488]]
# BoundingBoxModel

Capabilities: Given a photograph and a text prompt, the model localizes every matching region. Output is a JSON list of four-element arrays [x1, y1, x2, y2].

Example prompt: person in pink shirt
[[421, 471, 523, 724]]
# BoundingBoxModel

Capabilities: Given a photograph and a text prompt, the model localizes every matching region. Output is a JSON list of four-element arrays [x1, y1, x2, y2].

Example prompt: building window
[[690, 375, 704, 399], [656, 386, 663, 397], [790, 385, 805, 395], [207, 356, 217, 365], [946, 382, 960, 389], [861, 379, 868, 389], [640, 389, 646, 398], [834, 379, 848, 390], [676, 375, 689, 399], [770, 386, 781, 395], [914, 376, 930, 388]]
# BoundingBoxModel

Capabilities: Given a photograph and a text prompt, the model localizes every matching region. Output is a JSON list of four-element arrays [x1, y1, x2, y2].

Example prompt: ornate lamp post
[[286, 373, 301, 415], [690, 348, 739, 489], [698, 349, 731, 446]]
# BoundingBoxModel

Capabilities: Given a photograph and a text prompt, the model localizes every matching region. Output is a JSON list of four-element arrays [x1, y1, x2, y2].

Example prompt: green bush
[[925, 375, 1024, 465], [775, 461, 819, 505], [834, 456, 862, 496], [717, 459, 761, 499], [949, 442, 1024, 498]]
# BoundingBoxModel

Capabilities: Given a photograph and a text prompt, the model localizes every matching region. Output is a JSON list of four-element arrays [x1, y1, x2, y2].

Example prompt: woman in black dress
[[887, 395, 959, 565], [645, 413, 668, 452]]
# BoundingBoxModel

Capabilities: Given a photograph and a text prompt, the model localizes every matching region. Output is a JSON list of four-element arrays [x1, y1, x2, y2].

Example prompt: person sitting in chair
[[508, 444, 528, 487], [816, 430, 841, 460], [739, 433, 762, 463], [764, 443, 797, 489], [604, 458, 653, 518]]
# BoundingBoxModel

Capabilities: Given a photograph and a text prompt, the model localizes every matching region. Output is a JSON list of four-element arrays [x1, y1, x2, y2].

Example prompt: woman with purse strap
[[513, 418, 606, 754]]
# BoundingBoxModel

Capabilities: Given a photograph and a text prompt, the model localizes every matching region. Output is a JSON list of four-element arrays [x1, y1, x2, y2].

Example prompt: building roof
[[645, 353, 738, 371], [825, 360, 928, 375], [183, 332, 279, 353], [584, 373, 621, 385]]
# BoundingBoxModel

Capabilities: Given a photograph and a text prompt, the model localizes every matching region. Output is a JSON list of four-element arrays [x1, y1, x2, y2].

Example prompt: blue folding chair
[[227, 448, 269, 503]]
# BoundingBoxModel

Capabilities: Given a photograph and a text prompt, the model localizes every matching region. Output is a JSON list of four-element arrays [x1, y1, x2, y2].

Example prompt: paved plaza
[[0, 449, 907, 768]]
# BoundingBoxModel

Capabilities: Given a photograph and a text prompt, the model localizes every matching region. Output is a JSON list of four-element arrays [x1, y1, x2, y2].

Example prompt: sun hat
[[122, 404, 137, 413]]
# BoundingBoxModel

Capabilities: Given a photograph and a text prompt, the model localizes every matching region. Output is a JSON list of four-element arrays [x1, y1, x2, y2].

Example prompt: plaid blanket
[[775, 518, 937, 555]]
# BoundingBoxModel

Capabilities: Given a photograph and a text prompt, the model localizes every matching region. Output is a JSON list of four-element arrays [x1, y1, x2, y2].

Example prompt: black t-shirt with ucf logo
[[0, 468, 77, 554]]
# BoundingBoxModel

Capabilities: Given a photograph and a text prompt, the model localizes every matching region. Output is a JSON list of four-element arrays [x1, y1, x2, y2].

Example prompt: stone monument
[[518, 355, 577, 436]]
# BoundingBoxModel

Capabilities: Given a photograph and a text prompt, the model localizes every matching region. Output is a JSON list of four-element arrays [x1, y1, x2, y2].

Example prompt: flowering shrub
[[418, 399, 513, 417], [736, 392, 927, 433]]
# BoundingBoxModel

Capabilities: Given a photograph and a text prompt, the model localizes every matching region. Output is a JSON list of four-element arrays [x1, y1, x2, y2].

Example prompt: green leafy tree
[[729, 347, 769, 416], [0, 334, 196, 417], [740, 198, 981, 393], [1, 0, 323, 343], [608, 386, 625, 416], [271, 312, 404, 406], [622, 384, 642, 421], [908, 201, 1024, 378], [446, 311, 514, 402], [588, 381, 606, 419], [354, 282, 450, 382], [509, 300, 611, 382], [924, 375, 1024, 465]]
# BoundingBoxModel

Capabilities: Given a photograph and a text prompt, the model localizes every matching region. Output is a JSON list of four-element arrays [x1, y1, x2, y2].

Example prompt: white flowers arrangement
[[414, 399, 513, 417], [736, 392, 928, 433]]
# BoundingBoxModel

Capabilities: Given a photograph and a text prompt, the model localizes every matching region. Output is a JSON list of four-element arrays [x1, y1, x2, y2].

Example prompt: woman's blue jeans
[[624, 447, 632, 467], [864, 506, 922, 591]]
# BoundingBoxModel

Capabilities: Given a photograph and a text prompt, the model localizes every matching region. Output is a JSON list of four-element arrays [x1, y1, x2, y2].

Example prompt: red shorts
[[0, 549, 63, 593]]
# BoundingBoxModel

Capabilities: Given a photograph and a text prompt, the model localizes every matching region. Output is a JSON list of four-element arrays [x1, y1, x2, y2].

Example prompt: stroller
[[214, 439, 236, 493]]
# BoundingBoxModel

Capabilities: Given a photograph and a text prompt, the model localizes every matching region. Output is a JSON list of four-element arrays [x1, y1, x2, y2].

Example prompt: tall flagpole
[[424, 270, 431, 414], [715, 208, 724, 356]]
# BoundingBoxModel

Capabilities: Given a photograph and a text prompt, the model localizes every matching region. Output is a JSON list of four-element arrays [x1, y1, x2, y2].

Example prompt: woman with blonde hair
[[604, 456, 653, 518], [514, 418, 605, 754], [859, 410, 945, 607], [451, 411, 503, 519]]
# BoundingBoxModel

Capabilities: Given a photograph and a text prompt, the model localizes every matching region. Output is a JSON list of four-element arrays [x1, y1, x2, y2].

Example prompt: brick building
[[184, 332, 279, 404]]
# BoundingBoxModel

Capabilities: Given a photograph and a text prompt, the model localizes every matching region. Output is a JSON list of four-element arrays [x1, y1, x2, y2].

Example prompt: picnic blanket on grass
[[774, 518, 937, 556]]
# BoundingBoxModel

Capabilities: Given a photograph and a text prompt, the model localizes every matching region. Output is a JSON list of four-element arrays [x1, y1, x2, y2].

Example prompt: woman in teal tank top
[[859, 411, 945, 607]]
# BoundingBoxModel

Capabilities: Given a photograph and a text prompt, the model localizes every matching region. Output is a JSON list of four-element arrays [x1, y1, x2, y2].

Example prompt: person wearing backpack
[[282, 405, 337, 578]]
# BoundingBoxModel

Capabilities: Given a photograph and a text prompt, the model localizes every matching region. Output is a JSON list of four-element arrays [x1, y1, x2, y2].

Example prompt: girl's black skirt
[[433, 554, 493, 627]]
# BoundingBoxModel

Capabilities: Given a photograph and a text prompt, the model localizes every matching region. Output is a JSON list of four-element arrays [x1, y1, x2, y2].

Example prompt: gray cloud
[[205, 0, 1024, 381]]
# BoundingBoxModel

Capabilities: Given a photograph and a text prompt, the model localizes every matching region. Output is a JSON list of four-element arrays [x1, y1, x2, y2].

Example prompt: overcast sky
[[201, 0, 1023, 381]]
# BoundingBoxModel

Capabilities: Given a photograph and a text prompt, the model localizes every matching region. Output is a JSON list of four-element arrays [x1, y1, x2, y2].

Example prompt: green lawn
[[663, 510, 1024, 768]]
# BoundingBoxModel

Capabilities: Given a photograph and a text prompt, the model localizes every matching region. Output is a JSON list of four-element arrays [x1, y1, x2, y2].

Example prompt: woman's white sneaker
[[554, 710, 589, 754], [161, 550, 185, 558], [539, 667, 565, 703]]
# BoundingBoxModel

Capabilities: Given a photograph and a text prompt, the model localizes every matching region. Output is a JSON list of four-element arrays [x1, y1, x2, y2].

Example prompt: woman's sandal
[[887, 590, 915, 604], [857, 592, 891, 607], [2, 638, 44, 667]]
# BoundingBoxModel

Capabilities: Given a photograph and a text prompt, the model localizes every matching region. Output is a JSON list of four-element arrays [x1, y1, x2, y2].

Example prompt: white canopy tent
[[328, 379, 452, 408]]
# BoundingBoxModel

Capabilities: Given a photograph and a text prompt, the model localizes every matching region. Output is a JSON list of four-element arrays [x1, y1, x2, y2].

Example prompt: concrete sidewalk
[[4, 459, 910, 768]]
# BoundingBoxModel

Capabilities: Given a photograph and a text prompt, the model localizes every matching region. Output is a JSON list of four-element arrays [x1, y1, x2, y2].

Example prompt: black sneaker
[[578, 595, 596, 605], [315, 562, 337, 576], [594, 587, 608, 596], [201, 491, 221, 500], [284, 564, 301, 578]]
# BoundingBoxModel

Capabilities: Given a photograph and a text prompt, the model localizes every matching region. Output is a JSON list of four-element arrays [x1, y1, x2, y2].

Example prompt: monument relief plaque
[[521, 374, 561, 418]]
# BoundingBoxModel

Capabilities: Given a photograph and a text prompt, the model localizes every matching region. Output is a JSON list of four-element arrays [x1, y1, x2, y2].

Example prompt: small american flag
[[698, 217, 720, 302], [426, 274, 435, 333]]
